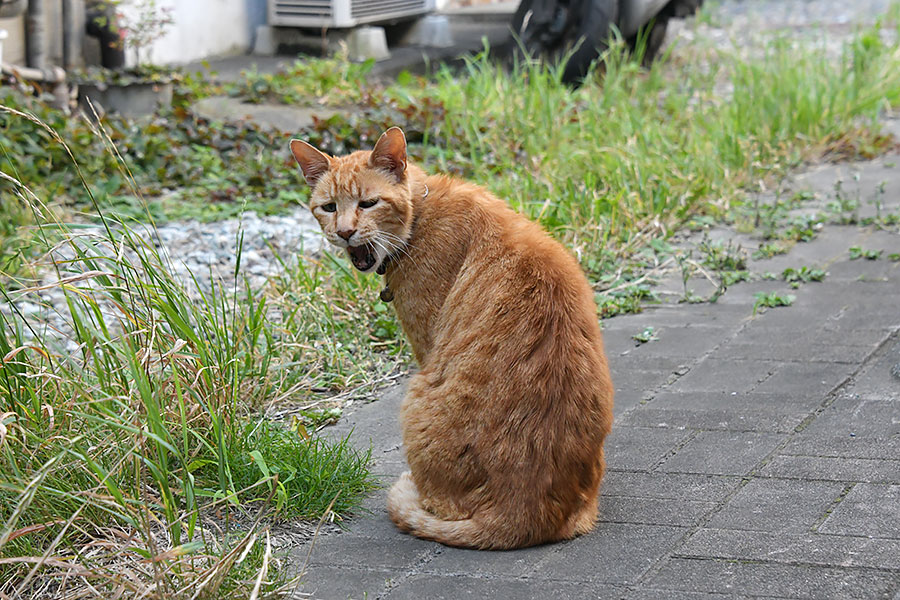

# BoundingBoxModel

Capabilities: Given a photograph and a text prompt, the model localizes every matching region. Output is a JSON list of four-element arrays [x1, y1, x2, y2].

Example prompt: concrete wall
[[0, 0, 266, 68], [125, 0, 266, 66], [0, 0, 68, 66]]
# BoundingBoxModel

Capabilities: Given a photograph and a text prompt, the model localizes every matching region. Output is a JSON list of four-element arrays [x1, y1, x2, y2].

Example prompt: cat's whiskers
[[376, 232, 418, 268], [379, 232, 417, 262]]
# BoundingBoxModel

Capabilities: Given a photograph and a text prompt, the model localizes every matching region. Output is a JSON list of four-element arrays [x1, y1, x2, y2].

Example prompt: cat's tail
[[387, 471, 518, 550]]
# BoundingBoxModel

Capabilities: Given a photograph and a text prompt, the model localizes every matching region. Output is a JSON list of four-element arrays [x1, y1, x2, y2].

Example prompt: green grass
[[2, 8, 900, 596], [0, 109, 376, 598], [753, 291, 796, 314]]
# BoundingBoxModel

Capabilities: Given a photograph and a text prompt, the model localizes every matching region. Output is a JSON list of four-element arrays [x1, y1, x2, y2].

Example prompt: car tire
[[561, 0, 619, 84], [626, 0, 703, 65], [511, 0, 618, 85], [625, 15, 669, 66]]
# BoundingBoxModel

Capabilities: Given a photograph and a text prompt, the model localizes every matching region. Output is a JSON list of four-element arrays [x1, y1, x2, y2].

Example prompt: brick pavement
[[289, 152, 900, 599]]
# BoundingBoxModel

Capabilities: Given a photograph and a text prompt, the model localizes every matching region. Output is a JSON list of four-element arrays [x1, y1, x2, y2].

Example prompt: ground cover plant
[[3, 4, 900, 596], [0, 110, 377, 597]]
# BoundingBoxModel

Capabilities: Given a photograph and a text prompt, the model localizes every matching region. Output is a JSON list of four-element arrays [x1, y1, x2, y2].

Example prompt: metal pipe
[[25, 0, 46, 70], [62, 0, 81, 69], [1, 63, 67, 109]]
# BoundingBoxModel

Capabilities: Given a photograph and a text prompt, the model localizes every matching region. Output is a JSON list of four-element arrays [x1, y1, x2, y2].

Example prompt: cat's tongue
[[347, 244, 377, 272]]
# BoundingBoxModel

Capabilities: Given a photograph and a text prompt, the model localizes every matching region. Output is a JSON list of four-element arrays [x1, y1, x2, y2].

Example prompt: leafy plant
[[699, 237, 747, 271], [849, 246, 882, 260], [0, 105, 376, 598], [721, 270, 752, 286], [753, 291, 796, 315], [632, 326, 658, 344], [596, 284, 658, 318], [782, 214, 824, 242], [782, 266, 826, 286], [752, 242, 789, 260], [232, 54, 375, 106]]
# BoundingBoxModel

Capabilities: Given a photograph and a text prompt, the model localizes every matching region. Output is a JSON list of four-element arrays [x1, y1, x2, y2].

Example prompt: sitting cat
[[290, 127, 614, 549]]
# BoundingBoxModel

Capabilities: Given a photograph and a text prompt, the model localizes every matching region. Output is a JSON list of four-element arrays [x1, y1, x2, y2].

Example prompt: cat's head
[[290, 127, 414, 274]]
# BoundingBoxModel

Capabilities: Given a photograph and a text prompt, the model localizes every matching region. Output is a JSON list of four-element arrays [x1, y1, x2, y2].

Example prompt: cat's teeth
[[347, 243, 377, 272]]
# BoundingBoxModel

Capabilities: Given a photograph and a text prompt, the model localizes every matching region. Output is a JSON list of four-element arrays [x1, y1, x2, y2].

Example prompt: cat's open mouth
[[347, 243, 378, 272]]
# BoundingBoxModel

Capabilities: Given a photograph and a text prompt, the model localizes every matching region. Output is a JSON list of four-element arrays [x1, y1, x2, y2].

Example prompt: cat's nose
[[337, 229, 356, 241]]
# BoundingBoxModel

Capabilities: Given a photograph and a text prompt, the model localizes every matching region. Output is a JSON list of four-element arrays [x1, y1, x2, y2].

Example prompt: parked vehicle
[[511, 0, 703, 83]]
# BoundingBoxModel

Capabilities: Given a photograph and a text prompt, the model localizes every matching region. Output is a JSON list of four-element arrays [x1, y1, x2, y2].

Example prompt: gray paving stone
[[613, 326, 733, 360], [746, 304, 833, 331], [714, 340, 878, 363], [677, 528, 900, 570], [370, 457, 409, 477], [612, 385, 652, 416], [598, 495, 717, 527], [753, 361, 855, 396], [605, 426, 694, 472], [619, 406, 808, 433], [828, 308, 900, 333], [705, 478, 845, 534], [843, 338, 900, 400], [732, 324, 890, 347], [327, 383, 404, 456], [601, 472, 741, 502], [645, 390, 825, 413], [665, 358, 778, 394], [421, 543, 555, 579], [603, 354, 688, 374], [658, 431, 785, 475], [306, 530, 437, 570], [535, 523, 685, 585], [626, 304, 750, 328], [823, 260, 900, 283], [819, 483, 900, 538], [384, 574, 620, 600], [340, 505, 402, 540], [759, 454, 900, 483], [296, 566, 396, 600], [625, 589, 760, 600], [647, 557, 898, 599], [784, 398, 900, 459]]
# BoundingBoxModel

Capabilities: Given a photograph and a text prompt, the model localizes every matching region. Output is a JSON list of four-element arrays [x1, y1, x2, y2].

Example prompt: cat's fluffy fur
[[291, 128, 614, 550]]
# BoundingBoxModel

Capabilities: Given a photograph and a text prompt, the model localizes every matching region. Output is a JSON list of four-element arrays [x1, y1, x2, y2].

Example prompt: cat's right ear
[[369, 127, 407, 182], [290, 140, 331, 188]]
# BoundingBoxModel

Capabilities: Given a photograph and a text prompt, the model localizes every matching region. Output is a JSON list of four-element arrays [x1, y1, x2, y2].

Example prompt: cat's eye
[[359, 198, 379, 209], [320, 203, 337, 213]]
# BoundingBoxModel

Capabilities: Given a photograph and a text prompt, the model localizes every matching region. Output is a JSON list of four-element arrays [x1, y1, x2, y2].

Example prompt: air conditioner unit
[[269, 0, 435, 29]]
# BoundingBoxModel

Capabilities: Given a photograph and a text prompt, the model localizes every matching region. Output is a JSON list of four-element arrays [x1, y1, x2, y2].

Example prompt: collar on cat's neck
[[378, 183, 426, 303]]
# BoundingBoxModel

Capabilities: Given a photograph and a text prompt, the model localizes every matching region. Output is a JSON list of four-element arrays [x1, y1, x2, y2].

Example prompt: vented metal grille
[[272, 0, 332, 21], [269, 0, 431, 27], [350, 0, 426, 19]]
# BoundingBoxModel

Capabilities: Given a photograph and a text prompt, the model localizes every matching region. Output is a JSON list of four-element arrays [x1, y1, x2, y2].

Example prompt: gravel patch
[[1, 208, 327, 344]]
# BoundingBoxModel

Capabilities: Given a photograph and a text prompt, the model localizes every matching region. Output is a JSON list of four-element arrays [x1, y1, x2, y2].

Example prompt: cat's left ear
[[369, 127, 407, 181], [290, 139, 331, 188]]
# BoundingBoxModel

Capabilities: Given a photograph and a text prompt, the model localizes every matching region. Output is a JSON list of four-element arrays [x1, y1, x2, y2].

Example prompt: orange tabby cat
[[290, 127, 614, 550]]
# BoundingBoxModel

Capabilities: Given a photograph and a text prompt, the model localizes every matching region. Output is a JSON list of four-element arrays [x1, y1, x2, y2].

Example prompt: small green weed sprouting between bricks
[[753, 291, 796, 315], [752, 242, 790, 260], [849, 246, 883, 260], [632, 326, 658, 345], [782, 266, 827, 287]]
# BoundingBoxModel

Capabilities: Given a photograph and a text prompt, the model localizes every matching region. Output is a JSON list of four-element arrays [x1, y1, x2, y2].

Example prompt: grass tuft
[[0, 107, 376, 598]]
